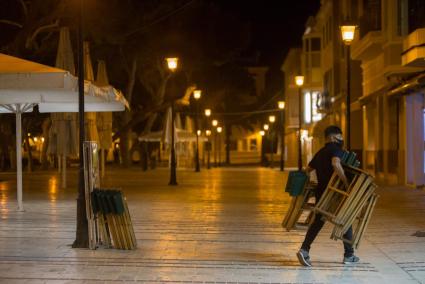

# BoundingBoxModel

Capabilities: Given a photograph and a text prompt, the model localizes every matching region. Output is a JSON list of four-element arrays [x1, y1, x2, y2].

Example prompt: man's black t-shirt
[[308, 142, 344, 197]]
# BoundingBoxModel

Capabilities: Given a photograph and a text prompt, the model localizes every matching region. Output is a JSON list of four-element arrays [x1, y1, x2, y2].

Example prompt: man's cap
[[324, 125, 342, 137]]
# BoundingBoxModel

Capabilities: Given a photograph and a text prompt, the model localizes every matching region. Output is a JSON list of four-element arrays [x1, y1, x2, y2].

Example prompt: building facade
[[350, 0, 425, 186], [283, 0, 425, 186], [282, 0, 363, 170]]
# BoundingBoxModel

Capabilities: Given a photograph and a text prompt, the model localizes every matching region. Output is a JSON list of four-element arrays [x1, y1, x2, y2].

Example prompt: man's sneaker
[[343, 255, 360, 264], [296, 249, 312, 267]]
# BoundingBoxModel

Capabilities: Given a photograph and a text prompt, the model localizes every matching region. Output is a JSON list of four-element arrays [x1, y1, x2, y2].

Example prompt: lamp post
[[278, 101, 285, 171], [260, 130, 265, 166], [212, 119, 218, 167], [263, 124, 269, 166], [193, 89, 201, 172], [268, 115, 276, 168], [217, 126, 222, 167], [340, 24, 356, 151], [295, 75, 304, 171], [204, 109, 211, 169], [74, 0, 88, 248], [166, 57, 178, 185], [206, 129, 211, 169]]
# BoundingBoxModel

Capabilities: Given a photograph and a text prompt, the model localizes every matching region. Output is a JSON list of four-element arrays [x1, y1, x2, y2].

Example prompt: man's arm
[[304, 166, 314, 173], [332, 157, 349, 188]]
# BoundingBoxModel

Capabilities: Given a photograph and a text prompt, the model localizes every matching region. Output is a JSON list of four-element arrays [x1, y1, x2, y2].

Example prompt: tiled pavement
[[0, 167, 425, 283]]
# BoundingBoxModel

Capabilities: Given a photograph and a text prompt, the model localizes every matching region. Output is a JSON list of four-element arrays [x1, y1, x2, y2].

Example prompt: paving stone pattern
[[0, 167, 424, 283]]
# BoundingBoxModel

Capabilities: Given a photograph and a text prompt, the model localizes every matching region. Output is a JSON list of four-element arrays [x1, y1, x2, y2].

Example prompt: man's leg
[[342, 226, 359, 264], [342, 226, 354, 257], [301, 213, 325, 252], [297, 213, 325, 266]]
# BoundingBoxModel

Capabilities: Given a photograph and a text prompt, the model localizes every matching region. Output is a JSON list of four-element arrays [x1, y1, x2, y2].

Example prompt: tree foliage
[[0, 0, 259, 166]]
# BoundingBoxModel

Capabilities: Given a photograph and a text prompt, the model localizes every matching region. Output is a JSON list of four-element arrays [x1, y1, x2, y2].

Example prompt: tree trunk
[[119, 59, 137, 167], [24, 134, 33, 172]]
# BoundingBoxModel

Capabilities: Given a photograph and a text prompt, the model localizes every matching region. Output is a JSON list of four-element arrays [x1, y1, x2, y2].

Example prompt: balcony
[[402, 28, 425, 67], [351, 6, 384, 62]]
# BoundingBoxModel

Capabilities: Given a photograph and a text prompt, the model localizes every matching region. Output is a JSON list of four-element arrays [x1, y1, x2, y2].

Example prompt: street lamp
[[74, 0, 88, 248], [260, 130, 266, 166], [166, 57, 179, 185], [212, 120, 218, 165], [295, 75, 304, 171], [217, 126, 222, 167], [268, 115, 276, 168], [263, 124, 269, 131], [212, 120, 218, 166], [193, 89, 201, 172], [204, 109, 211, 117], [278, 101, 285, 171], [166, 57, 178, 71], [206, 129, 211, 169], [340, 24, 356, 151]]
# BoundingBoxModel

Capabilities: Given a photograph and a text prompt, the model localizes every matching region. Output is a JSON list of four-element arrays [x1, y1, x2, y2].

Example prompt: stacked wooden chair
[[90, 189, 137, 250], [282, 171, 316, 231], [313, 152, 379, 249], [83, 142, 137, 250], [282, 151, 379, 249]]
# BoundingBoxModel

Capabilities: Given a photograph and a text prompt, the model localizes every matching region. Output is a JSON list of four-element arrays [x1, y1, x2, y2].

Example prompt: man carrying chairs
[[296, 126, 360, 267]]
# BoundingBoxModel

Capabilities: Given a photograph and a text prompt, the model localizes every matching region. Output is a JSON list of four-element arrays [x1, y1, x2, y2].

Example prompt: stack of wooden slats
[[282, 182, 316, 231], [282, 171, 316, 231], [314, 164, 379, 249], [91, 189, 137, 250], [83, 141, 137, 250]]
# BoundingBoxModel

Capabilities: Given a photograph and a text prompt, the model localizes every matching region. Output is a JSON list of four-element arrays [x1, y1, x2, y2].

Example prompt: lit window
[[304, 92, 311, 124]]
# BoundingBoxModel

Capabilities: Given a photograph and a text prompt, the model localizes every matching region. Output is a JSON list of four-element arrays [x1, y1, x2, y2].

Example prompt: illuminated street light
[[193, 89, 202, 172], [340, 25, 356, 45], [204, 109, 211, 117], [166, 56, 180, 185], [212, 120, 218, 127], [260, 130, 265, 136], [193, 89, 202, 100], [206, 129, 212, 169], [340, 23, 357, 150], [295, 75, 304, 87], [197, 130, 201, 136], [278, 101, 285, 109], [278, 101, 286, 171], [268, 116, 276, 168], [216, 126, 223, 167], [263, 124, 269, 131], [295, 74, 304, 170], [166, 57, 178, 71]]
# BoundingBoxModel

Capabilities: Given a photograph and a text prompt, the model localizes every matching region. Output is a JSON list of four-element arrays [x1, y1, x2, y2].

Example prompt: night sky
[[216, 1, 321, 93], [218, 1, 321, 66], [0, 0, 321, 93]]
